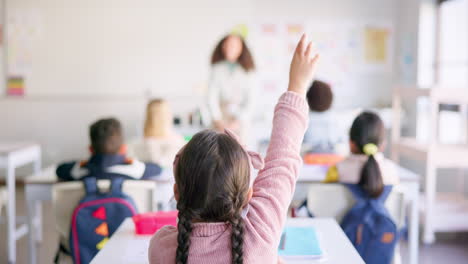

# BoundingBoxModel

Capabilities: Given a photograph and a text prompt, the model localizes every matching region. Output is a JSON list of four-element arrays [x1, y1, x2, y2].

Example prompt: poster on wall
[[364, 27, 390, 63], [6, 7, 44, 96], [247, 19, 393, 117], [361, 24, 393, 73], [7, 76, 25, 96], [306, 21, 362, 97]]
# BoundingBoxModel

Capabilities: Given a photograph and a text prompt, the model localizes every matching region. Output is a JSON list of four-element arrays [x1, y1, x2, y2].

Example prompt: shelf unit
[[392, 85, 468, 244]]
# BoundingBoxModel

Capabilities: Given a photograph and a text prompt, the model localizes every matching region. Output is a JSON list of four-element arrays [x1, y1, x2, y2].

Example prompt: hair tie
[[363, 143, 378, 156]]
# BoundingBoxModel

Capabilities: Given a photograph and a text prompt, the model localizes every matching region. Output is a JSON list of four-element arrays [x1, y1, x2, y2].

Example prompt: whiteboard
[[7, 0, 254, 98], [6, 0, 396, 112]]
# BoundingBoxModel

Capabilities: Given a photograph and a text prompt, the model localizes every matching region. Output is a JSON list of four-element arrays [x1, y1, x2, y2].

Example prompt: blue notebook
[[278, 227, 323, 259]]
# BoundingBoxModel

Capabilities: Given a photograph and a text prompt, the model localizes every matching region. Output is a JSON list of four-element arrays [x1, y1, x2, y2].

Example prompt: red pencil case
[[132, 211, 178, 235]]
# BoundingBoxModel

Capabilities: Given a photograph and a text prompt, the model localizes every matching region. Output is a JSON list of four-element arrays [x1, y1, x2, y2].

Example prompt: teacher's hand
[[213, 120, 226, 132], [227, 119, 241, 132]]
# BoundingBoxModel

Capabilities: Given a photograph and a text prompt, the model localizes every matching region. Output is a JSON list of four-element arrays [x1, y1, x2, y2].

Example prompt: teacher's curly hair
[[211, 34, 255, 72]]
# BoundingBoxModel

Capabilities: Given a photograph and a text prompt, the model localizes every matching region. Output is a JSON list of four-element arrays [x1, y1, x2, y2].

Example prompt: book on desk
[[278, 226, 323, 260]]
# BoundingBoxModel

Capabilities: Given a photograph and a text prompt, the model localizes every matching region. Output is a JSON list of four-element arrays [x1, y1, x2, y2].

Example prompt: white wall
[[6, 0, 254, 99], [1, 0, 409, 167]]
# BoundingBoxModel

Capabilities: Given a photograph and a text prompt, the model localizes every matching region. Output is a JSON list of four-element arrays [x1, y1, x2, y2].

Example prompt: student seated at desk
[[127, 99, 185, 169], [57, 118, 162, 181], [148, 34, 319, 264], [303, 80, 345, 154], [324, 111, 399, 188]]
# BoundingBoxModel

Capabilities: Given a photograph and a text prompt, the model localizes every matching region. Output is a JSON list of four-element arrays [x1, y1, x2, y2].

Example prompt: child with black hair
[[324, 111, 399, 195], [303, 80, 344, 153], [56, 118, 162, 181]]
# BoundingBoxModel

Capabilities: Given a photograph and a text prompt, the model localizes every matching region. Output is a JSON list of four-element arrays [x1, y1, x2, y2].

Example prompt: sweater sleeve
[[56, 162, 76, 181], [247, 91, 308, 243]]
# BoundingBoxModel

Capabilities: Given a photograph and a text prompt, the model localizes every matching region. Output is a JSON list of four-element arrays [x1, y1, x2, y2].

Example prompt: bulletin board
[[248, 19, 393, 121]]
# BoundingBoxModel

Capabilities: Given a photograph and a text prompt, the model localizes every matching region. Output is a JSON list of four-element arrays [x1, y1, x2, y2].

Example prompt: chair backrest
[[307, 183, 406, 228], [52, 179, 157, 252]]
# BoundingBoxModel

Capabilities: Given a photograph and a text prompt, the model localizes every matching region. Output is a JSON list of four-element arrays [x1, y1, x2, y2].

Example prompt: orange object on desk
[[132, 211, 178, 235], [303, 153, 343, 166]]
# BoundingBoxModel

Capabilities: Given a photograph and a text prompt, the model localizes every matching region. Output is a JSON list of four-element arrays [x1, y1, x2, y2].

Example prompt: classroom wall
[[1, 0, 409, 168]]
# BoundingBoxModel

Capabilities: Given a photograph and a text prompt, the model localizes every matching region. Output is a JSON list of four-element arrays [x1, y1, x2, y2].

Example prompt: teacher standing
[[207, 34, 256, 139]]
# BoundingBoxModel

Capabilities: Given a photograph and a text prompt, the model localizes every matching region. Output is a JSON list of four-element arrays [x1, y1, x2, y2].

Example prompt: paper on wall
[[364, 27, 390, 63]]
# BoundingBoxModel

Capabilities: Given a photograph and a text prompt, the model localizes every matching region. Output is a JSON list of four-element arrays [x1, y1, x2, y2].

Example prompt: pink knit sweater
[[148, 92, 308, 264]]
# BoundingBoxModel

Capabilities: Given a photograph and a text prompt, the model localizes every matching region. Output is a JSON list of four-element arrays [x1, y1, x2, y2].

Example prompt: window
[[438, 0, 468, 86]]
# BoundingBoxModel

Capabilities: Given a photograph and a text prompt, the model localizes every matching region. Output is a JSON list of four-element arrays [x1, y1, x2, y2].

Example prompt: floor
[[1, 185, 468, 264]]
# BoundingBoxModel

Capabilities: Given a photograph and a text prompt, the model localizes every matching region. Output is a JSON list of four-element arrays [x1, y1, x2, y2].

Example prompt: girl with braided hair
[[148, 34, 319, 264]]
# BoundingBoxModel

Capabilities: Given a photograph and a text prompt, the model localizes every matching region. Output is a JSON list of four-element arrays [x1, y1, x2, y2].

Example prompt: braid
[[230, 212, 245, 264], [176, 211, 193, 264]]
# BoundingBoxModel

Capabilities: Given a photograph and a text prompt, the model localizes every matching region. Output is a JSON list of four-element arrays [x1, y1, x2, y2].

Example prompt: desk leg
[[409, 183, 419, 264], [26, 186, 37, 264], [33, 153, 43, 243], [7, 164, 16, 264], [423, 162, 436, 244], [34, 202, 43, 242]]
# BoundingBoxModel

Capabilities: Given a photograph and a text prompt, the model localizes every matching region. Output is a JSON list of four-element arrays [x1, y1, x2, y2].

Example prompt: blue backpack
[[341, 184, 398, 264], [69, 177, 138, 264]]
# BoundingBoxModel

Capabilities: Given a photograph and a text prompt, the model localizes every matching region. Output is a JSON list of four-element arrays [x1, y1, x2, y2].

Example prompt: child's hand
[[288, 34, 320, 96]]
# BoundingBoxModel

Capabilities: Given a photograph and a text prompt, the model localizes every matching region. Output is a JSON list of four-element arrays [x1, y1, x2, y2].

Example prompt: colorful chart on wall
[[7, 76, 25, 96], [6, 8, 44, 96]]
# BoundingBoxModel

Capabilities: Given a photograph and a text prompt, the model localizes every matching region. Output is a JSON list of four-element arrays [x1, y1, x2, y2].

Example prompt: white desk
[[286, 218, 364, 264], [24, 165, 174, 264], [25, 163, 419, 264], [90, 218, 364, 264], [297, 163, 420, 264], [0, 142, 41, 264]]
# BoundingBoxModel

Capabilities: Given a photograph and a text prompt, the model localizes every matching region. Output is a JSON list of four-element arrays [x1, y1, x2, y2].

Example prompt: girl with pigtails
[[148, 34, 319, 264]]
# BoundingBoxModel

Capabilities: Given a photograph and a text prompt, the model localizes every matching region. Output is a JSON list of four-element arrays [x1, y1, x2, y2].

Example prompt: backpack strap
[[83, 177, 99, 195], [54, 243, 71, 264], [110, 177, 125, 195], [375, 185, 393, 203], [344, 183, 367, 202]]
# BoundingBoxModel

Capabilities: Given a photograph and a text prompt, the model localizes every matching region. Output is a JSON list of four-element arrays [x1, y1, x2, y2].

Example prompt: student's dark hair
[[211, 34, 255, 72], [175, 130, 250, 264], [89, 118, 123, 154], [306, 80, 333, 112], [350, 111, 385, 198]]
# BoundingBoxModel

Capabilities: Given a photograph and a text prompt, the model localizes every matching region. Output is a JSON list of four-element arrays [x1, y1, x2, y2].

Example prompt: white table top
[[0, 142, 39, 155], [90, 217, 364, 264], [298, 161, 419, 183], [24, 165, 175, 184], [28, 161, 419, 185]]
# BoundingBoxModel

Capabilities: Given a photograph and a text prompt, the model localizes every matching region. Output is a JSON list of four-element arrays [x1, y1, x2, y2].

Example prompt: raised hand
[[288, 34, 320, 96]]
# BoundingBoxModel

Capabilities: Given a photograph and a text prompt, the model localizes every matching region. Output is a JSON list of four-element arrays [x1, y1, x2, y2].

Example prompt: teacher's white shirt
[[207, 61, 256, 124]]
